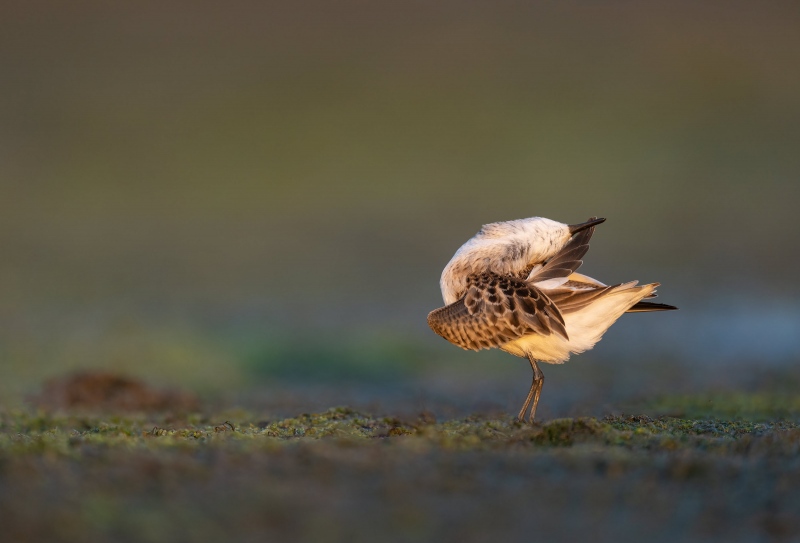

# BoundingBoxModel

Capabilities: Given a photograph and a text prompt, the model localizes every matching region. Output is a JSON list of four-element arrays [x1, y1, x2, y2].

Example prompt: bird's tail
[[626, 301, 678, 313]]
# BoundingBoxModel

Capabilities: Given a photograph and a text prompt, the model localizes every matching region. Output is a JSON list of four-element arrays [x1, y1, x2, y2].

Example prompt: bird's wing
[[526, 217, 599, 287], [427, 272, 567, 351], [547, 281, 679, 314], [545, 283, 618, 314], [566, 272, 606, 287]]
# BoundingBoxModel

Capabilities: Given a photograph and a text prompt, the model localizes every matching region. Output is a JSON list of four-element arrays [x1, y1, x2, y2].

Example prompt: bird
[[427, 216, 677, 423]]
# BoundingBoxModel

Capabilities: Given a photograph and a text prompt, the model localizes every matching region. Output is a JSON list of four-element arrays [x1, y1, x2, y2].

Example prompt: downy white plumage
[[427, 216, 677, 422]]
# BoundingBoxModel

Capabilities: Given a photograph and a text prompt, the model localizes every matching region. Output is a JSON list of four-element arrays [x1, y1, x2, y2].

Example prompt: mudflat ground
[[3, 390, 800, 543]]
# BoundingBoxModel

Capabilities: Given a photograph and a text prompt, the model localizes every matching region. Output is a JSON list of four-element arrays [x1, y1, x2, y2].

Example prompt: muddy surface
[[3, 395, 800, 543]]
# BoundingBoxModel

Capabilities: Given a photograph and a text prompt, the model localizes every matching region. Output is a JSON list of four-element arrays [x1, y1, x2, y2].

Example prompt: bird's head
[[439, 216, 605, 304]]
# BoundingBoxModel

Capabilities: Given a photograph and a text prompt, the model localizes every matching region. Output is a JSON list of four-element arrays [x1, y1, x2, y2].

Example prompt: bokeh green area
[[3, 2, 800, 409]]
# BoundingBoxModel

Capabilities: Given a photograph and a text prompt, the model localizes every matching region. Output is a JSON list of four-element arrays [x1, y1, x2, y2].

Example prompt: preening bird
[[427, 216, 677, 422]]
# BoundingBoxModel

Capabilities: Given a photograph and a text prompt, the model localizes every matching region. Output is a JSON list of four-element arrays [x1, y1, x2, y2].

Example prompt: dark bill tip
[[568, 217, 606, 234]]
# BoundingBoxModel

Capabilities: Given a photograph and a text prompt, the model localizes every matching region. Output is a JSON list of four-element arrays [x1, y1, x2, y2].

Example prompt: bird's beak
[[568, 217, 606, 235]]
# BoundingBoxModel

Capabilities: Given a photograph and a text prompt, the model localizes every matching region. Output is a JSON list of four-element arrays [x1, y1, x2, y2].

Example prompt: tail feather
[[626, 301, 678, 313]]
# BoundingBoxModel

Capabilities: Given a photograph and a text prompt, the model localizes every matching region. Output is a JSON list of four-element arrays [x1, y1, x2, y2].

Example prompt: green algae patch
[[4, 406, 800, 457], [531, 417, 612, 446], [260, 407, 391, 439]]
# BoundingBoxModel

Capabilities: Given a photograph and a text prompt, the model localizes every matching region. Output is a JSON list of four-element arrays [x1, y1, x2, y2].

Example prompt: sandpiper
[[427, 216, 677, 422]]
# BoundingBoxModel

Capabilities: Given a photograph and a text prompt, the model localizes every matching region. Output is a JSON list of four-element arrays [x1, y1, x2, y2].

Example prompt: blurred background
[[2, 0, 799, 416]]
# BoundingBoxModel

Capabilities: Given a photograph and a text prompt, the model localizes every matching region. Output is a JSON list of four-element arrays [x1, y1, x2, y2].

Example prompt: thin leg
[[517, 356, 545, 423]]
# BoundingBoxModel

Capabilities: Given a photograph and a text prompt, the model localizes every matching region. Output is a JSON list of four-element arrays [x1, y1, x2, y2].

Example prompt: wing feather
[[427, 272, 567, 352], [527, 217, 600, 285], [545, 284, 617, 314]]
